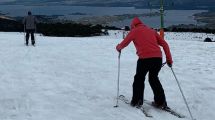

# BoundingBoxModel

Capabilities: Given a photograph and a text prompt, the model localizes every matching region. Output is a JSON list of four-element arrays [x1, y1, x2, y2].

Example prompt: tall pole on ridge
[[160, 0, 165, 39]]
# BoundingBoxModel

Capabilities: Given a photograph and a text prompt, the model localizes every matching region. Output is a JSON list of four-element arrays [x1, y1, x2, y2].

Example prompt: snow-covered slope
[[0, 31, 214, 120]]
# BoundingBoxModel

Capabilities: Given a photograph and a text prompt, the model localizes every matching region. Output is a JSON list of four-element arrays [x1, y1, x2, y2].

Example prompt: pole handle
[[118, 51, 121, 59]]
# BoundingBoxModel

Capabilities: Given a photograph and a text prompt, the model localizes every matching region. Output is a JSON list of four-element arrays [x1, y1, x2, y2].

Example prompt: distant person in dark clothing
[[23, 11, 38, 46]]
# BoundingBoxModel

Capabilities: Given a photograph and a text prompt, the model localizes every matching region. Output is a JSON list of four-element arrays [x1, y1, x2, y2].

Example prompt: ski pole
[[170, 67, 195, 120], [162, 62, 167, 67], [24, 24, 26, 45], [114, 51, 121, 107]]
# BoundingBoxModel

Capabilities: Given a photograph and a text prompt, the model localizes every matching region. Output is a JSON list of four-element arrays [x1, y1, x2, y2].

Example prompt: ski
[[118, 95, 153, 118], [144, 100, 185, 118]]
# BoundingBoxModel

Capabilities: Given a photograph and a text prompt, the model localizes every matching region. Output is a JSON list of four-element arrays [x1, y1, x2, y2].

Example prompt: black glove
[[167, 62, 172, 67]]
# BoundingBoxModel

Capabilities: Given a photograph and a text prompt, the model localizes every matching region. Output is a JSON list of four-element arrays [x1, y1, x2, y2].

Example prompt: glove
[[167, 61, 172, 67], [116, 44, 121, 52]]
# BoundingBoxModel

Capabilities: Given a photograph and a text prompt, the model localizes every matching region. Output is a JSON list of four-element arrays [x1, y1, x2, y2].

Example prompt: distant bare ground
[[77, 12, 160, 25]]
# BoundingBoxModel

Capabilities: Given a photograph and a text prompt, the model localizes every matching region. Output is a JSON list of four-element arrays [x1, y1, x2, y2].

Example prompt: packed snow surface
[[0, 31, 214, 120]]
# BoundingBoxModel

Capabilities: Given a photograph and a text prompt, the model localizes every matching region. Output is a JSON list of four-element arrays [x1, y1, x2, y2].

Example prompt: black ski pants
[[132, 58, 167, 106], [26, 29, 35, 45]]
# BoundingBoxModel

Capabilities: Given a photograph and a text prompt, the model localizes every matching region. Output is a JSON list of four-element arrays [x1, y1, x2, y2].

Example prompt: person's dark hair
[[28, 11, 32, 15]]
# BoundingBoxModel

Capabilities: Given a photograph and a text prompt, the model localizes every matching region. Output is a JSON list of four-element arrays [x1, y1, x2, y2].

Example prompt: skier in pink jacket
[[116, 17, 173, 107]]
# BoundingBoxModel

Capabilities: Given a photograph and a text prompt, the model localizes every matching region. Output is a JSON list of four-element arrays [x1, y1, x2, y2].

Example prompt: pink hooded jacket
[[117, 17, 173, 64]]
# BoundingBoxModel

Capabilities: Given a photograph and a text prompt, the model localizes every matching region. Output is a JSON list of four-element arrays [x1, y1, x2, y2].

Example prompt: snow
[[0, 31, 214, 120]]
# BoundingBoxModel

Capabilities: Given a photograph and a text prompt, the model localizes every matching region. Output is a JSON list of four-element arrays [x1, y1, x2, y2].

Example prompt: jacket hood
[[131, 17, 144, 29]]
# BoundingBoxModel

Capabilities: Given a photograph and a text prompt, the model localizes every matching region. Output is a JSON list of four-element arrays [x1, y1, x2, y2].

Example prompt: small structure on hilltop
[[122, 26, 130, 39], [204, 37, 213, 42], [124, 26, 130, 31]]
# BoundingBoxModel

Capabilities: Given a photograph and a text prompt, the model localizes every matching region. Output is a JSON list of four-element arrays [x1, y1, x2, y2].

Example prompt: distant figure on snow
[[116, 17, 173, 108], [23, 11, 38, 46]]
